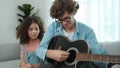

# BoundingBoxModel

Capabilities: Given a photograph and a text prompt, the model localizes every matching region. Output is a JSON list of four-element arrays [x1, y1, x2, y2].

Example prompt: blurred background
[[0, 0, 119, 45]]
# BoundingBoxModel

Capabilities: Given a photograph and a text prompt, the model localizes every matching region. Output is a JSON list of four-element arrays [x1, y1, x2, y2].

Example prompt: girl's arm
[[20, 45, 32, 68], [20, 44, 26, 66]]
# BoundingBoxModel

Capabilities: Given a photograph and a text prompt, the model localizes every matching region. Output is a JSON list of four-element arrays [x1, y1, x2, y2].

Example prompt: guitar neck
[[76, 53, 120, 63]]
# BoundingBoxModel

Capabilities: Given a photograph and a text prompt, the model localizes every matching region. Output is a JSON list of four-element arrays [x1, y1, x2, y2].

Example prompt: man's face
[[55, 11, 75, 30]]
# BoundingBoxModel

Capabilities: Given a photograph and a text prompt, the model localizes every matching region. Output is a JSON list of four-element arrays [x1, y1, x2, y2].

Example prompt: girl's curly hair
[[16, 16, 45, 44]]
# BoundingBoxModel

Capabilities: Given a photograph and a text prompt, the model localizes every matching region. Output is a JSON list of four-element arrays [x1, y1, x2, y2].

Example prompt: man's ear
[[73, 11, 77, 15]]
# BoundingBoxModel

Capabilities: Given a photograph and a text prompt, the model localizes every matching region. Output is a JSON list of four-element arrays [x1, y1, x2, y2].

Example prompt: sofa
[[0, 43, 20, 68], [0, 41, 120, 68]]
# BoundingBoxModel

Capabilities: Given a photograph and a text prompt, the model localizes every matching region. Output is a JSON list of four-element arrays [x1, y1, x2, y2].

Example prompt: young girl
[[17, 16, 44, 68]]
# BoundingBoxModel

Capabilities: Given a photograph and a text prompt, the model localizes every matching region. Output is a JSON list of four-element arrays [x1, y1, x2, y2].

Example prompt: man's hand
[[46, 50, 70, 62]]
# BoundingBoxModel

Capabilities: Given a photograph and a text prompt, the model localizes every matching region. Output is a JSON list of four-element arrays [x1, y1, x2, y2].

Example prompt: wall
[[0, 0, 53, 44]]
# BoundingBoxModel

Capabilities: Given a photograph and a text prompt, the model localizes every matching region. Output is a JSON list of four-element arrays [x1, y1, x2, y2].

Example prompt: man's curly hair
[[50, 0, 79, 19]]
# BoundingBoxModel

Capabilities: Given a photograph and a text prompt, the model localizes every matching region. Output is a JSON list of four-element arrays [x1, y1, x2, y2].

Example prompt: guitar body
[[47, 36, 89, 68], [46, 36, 120, 68]]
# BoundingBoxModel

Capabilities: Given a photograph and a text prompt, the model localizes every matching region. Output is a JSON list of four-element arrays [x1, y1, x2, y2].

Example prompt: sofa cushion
[[111, 65, 120, 68], [0, 43, 20, 62], [0, 59, 20, 68]]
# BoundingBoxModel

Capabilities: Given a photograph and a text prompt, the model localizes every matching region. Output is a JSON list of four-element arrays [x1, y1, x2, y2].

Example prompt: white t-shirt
[[63, 30, 74, 40]]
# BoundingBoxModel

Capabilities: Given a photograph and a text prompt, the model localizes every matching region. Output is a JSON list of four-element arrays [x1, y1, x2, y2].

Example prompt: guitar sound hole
[[66, 50, 76, 63]]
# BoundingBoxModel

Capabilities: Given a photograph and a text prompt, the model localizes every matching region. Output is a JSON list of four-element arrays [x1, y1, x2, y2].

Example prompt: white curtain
[[75, 0, 120, 42]]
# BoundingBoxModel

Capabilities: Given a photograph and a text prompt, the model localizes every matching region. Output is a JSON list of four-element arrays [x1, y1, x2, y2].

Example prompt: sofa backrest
[[0, 41, 119, 62], [100, 41, 120, 55], [0, 43, 20, 62]]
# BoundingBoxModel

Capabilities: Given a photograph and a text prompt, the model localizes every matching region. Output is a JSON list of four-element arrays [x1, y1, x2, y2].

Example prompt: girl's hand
[[26, 64, 32, 68], [21, 63, 32, 68]]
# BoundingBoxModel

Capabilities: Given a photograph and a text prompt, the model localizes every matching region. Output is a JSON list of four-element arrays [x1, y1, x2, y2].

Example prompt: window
[[75, 0, 120, 42]]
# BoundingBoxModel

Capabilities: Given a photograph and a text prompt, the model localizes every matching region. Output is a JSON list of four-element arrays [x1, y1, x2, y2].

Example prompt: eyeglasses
[[55, 16, 71, 23]]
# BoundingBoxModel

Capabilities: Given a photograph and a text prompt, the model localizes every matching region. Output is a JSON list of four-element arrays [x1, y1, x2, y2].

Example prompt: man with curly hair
[[36, 0, 108, 68]]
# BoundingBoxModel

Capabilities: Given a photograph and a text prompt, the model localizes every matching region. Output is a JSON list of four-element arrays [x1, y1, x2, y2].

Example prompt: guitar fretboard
[[76, 53, 120, 63]]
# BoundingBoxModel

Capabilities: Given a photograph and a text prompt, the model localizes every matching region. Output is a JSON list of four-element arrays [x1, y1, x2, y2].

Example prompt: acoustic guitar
[[47, 35, 120, 68]]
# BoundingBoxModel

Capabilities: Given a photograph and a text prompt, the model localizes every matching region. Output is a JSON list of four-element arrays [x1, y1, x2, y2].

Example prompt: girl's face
[[28, 22, 40, 40]]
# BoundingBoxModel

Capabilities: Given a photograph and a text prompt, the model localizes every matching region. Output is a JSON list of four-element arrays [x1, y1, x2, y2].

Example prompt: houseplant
[[16, 4, 36, 30]]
